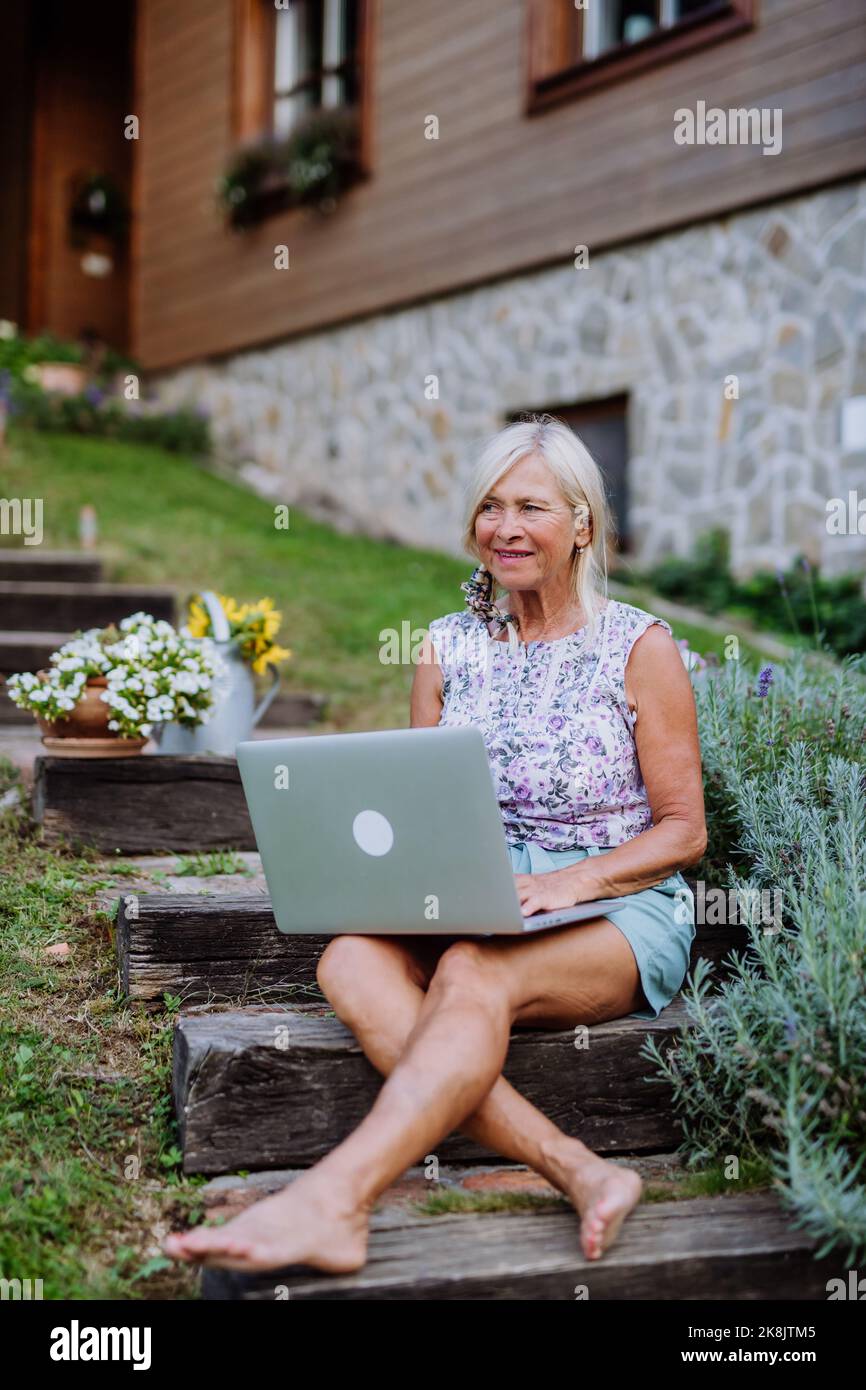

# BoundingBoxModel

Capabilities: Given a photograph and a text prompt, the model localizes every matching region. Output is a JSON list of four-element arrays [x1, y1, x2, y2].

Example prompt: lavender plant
[[642, 726, 866, 1263], [695, 652, 866, 885]]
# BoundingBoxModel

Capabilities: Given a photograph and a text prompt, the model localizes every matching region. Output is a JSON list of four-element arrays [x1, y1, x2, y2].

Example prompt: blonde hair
[[461, 413, 611, 641]]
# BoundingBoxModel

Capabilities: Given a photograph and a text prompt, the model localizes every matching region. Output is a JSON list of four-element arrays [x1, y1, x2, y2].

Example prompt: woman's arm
[[516, 624, 707, 914], [410, 633, 444, 728]]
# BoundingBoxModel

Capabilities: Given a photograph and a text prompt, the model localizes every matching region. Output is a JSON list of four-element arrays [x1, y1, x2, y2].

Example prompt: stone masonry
[[153, 179, 866, 578]]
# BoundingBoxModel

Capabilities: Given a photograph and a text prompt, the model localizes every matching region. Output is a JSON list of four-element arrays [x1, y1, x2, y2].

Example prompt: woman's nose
[[493, 508, 526, 536]]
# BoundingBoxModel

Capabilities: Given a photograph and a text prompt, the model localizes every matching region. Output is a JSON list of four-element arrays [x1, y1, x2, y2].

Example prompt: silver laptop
[[236, 726, 627, 936]]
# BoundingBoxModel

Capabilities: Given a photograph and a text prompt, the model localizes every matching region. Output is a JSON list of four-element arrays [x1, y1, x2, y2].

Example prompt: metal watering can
[[153, 590, 280, 757]]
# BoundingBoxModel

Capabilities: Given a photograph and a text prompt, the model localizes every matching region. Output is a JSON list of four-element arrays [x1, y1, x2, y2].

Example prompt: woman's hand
[[514, 869, 583, 917]]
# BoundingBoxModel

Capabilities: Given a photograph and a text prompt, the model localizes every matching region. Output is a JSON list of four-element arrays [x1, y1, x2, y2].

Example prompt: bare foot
[[542, 1140, 643, 1261], [164, 1169, 369, 1274]]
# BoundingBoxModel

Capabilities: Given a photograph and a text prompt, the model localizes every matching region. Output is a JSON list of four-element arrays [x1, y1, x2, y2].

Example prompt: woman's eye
[[523, 504, 541, 512]]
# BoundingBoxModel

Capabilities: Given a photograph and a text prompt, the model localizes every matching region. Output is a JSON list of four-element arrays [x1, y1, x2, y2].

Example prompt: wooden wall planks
[[134, 0, 866, 371]]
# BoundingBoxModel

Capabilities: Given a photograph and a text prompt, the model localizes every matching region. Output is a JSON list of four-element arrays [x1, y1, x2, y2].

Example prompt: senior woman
[[165, 413, 706, 1276]]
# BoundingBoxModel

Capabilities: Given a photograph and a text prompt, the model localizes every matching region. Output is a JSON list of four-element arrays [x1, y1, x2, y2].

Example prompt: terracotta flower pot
[[31, 362, 89, 396], [35, 672, 147, 757]]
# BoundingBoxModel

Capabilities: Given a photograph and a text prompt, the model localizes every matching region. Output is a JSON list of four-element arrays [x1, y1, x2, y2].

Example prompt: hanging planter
[[68, 172, 129, 246], [68, 172, 129, 280], [217, 106, 363, 229]]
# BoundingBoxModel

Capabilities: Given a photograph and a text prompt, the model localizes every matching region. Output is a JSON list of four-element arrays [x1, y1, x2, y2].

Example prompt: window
[[234, 0, 370, 145], [527, 0, 755, 111], [273, 0, 360, 136], [507, 396, 632, 552]]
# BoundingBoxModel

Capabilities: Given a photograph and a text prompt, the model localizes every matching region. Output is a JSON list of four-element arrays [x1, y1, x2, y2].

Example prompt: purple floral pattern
[[428, 599, 673, 851]]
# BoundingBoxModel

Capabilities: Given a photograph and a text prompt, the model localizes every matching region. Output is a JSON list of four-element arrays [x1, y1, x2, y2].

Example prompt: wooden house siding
[[134, 0, 866, 372]]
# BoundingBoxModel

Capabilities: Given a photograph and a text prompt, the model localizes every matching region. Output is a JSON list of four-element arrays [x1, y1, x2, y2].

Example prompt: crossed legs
[[164, 920, 646, 1273]]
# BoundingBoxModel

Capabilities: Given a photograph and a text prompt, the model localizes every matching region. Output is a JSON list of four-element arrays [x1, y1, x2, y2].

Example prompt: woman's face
[[474, 454, 589, 592]]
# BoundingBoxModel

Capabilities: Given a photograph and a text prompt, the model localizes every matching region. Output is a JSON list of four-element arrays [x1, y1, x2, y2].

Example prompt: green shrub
[[643, 740, 866, 1262], [95, 346, 140, 382], [0, 331, 85, 381], [0, 326, 140, 386], [647, 527, 735, 612], [732, 565, 866, 660], [5, 381, 209, 456], [639, 528, 866, 660]]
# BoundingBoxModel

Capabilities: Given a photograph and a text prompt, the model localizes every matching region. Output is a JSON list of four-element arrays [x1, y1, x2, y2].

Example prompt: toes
[[196, 1249, 262, 1272], [580, 1198, 624, 1259], [581, 1221, 603, 1259], [167, 1229, 212, 1256], [165, 1228, 254, 1264], [164, 1234, 195, 1260]]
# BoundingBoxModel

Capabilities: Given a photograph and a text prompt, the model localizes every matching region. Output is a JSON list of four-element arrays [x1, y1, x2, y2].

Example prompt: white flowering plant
[[7, 612, 223, 739]]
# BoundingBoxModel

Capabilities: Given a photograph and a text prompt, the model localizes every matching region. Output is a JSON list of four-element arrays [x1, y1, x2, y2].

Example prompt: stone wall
[[154, 178, 866, 577]]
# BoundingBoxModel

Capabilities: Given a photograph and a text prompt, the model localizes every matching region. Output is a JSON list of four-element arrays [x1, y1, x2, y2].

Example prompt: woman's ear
[[574, 514, 592, 552]]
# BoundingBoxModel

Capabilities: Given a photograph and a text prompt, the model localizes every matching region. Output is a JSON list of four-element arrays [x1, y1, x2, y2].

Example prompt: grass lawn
[[1, 429, 769, 728], [0, 757, 203, 1299]]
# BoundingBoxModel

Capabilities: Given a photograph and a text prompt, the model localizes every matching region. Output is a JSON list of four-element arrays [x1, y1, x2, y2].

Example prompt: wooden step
[[0, 631, 72, 676], [197, 1152, 687, 1223], [172, 1000, 695, 1175], [0, 550, 104, 582], [1, 635, 72, 719], [118, 891, 747, 1008], [258, 691, 328, 728], [33, 754, 255, 853], [199, 1189, 839, 1301], [0, 580, 176, 631]]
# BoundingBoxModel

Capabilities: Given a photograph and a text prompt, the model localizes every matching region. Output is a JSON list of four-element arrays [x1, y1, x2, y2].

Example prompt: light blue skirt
[[508, 840, 696, 1021]]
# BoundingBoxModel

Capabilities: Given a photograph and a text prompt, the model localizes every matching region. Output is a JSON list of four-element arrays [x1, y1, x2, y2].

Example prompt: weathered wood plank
[[0, 580, 176, 631], [117, 893, 321, 1005], [0, 631, 72, 675], [197, 1151, 687, 1222], [33, 755, 256, 853], [257, 692, 328, 728], [0, 678, 42, 723], [173, 1001, 695, 1174], [0, 551, 104, 583], [119, 891, 748, 1007], [200, 1190, 839, 1301]]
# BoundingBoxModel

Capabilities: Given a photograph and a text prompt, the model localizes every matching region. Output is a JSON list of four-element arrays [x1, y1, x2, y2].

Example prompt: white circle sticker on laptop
[[352, 809, 394, 856]]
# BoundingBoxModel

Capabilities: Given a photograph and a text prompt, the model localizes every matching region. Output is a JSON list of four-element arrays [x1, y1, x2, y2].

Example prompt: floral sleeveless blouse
[[427, 598, 673, 851]]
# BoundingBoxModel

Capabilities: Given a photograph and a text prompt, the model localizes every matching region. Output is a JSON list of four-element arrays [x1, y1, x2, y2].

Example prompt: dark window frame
[[271, 1, 361, 122], [525, 0, 757, 113], [233, 0, 374, 171]]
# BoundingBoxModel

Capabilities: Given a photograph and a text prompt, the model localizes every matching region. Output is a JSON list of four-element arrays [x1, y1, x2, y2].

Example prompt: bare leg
[[320, 935, 598, 1162], [166, 937, 515, 1272], [165, 929, 644, 1271], [312, 934, 642, 1263]]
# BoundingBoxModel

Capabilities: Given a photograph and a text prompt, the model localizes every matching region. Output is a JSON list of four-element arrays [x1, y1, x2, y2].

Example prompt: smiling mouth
[[494, 549, 534, 559]]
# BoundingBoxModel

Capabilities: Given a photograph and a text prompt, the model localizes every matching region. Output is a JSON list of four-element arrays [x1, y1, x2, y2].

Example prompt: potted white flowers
[[7, 612, 223, 757]]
